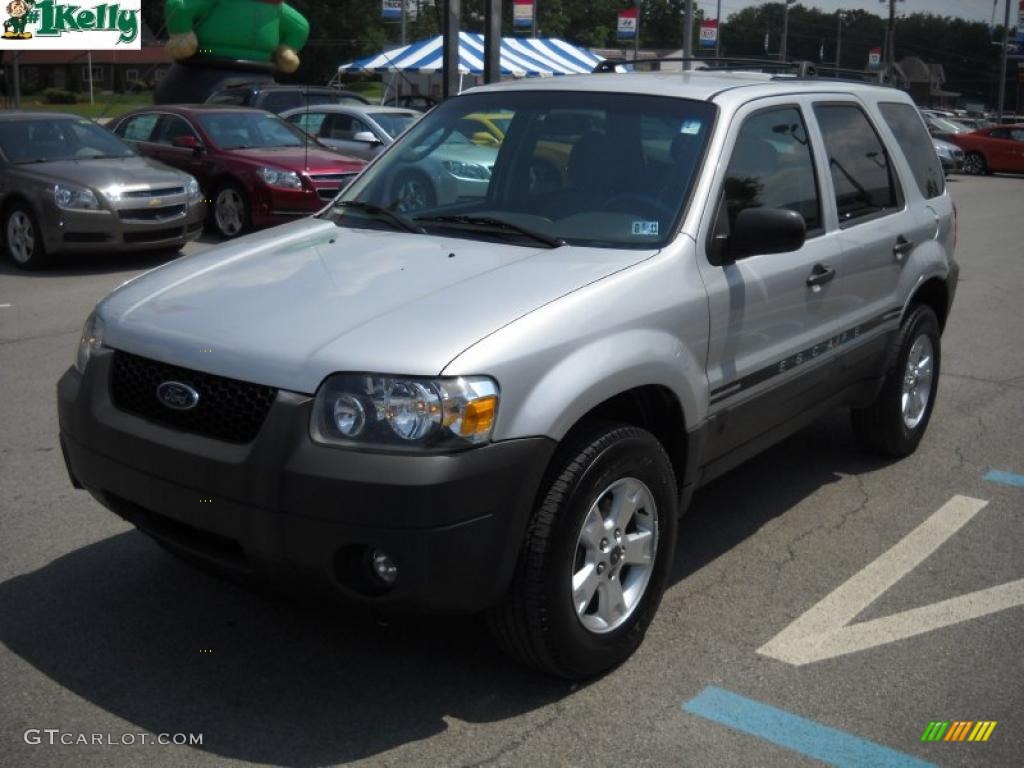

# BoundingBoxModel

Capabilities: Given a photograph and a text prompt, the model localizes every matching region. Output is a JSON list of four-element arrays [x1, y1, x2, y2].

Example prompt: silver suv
[[58, 69, 958, 679]]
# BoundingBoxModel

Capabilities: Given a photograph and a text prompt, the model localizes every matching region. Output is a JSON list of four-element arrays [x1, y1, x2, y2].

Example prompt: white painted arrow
[[758, 495, 1024, 665]]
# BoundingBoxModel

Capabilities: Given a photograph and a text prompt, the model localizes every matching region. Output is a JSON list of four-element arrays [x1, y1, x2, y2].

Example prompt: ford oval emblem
[[156, 381, 200, 411]]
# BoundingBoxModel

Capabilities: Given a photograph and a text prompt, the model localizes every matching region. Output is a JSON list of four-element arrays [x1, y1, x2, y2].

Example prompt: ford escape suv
[[58, 67, 958, 679]]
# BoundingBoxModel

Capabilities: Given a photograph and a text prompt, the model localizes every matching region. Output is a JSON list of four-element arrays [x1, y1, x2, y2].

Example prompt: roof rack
[[592, 56, 890, 85]]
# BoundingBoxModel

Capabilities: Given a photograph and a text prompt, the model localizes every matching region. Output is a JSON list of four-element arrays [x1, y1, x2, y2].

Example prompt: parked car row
[[1, 101, 374, 269], [918, 106, 1024, 176]]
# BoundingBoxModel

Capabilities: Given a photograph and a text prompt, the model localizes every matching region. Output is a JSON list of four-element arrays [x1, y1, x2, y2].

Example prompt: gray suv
[[58, 70, 958, 679]]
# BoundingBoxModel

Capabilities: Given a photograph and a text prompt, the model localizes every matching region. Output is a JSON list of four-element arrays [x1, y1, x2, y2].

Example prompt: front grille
[[123, 186, 186, 198], [109, 351, 277, 443], [119, 204, 187, 222], [317, 187, 340, 201], [309, 173, 356, 182], [123, 227, 185, 244]]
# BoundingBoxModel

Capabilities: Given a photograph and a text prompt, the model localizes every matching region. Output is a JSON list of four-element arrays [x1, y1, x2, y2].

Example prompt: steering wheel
[[602, 192, 673, 218]]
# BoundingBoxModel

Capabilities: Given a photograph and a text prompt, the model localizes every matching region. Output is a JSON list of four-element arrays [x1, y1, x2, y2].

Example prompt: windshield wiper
[[415, 214, 565, 248], [334, 200, 425, 234]]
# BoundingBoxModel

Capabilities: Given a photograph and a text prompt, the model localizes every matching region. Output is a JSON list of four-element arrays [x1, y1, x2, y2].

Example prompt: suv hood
[[99, 219, 656, 394]]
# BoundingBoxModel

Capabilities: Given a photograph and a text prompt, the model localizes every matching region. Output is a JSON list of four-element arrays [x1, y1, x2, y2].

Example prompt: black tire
[[3, 202, 51, 270], [487, 422, 678, 679], [851, 304, 941, 457], [209, 181, 249, 239], [390, 170, 436, 213], [963, 152, 987, 176]]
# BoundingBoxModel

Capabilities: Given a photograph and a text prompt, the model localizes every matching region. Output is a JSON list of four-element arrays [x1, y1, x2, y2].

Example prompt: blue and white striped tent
[[338, 32, 603, 78]]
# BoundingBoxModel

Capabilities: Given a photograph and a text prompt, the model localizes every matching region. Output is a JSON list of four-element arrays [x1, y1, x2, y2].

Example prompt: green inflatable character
[[164, 0, 310, 74]]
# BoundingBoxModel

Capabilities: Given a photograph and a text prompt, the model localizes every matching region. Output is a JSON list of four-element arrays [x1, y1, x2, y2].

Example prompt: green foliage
[[41, 88, 78, 104]]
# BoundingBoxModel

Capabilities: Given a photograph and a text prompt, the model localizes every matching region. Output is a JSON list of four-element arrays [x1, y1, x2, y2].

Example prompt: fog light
[[370, 549, 397, 585]]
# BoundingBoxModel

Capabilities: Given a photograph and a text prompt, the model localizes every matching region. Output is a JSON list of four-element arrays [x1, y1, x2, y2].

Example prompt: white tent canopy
[[338, 32, 603, 78]]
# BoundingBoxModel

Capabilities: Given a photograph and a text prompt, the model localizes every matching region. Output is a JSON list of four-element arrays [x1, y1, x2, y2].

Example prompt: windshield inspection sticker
[[680, 120, 702, 135], [632, 220, 659, 236]]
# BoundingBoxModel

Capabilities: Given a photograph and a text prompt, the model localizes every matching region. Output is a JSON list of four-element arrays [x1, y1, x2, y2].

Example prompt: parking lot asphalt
[[1, 174, 1022, 768]]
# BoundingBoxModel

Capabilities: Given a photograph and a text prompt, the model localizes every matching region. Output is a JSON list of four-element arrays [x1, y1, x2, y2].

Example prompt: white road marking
[[758, 495, 1024, 665]]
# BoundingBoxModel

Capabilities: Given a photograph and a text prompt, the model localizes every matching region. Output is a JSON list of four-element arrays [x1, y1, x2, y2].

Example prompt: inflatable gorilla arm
[[164, 0, 310, 74]]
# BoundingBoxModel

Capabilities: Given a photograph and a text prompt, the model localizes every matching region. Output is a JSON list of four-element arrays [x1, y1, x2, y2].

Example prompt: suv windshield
[[197, 111, 308, 149], [0, 118, 134, 163], [327, 91, 716, 248]]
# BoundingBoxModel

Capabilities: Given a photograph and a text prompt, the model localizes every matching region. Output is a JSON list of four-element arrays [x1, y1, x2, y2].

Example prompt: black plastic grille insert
[[109, 351, 277, 443]]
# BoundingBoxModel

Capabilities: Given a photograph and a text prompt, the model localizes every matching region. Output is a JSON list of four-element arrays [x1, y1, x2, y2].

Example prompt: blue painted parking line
[[984, 470, 1024, 488], [682, 686, 935, 768]]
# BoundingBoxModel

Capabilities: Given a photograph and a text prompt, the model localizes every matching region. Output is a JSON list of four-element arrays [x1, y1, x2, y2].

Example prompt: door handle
[[806, 263, 836, 288], [893, 235, 914, 260]]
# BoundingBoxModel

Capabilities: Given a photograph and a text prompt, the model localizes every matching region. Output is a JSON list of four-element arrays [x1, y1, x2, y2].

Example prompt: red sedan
[[111, 106, 366, 238], [951, 124, 1024, 175]]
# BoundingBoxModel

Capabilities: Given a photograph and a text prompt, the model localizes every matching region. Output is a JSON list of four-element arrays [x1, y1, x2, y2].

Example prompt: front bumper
[[250, 182, 346, 229], [57, 351, 555, 614], [40, 202, 206, 255]]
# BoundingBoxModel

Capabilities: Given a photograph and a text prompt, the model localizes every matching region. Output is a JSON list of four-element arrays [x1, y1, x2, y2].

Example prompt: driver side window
[[717, 106, 822, 237]]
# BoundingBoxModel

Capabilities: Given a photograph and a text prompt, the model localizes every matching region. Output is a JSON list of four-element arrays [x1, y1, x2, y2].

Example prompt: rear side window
[[719, 106, 821, 233], [117, 113, 158, 141], [207, 91, 248, 106], [814, 104, 901, 225], [261, 91, 304, 113], [878, 102, 944, 199]]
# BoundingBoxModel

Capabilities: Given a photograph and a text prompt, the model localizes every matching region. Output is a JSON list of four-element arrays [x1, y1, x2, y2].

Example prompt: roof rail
[[592, 56, 891, 85]]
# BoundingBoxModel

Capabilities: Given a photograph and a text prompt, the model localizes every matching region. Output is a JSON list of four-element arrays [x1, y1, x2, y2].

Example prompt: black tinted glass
[[721, 106, 821, 232], [878, 102, 944, 199], [814, 104, 900, 225]]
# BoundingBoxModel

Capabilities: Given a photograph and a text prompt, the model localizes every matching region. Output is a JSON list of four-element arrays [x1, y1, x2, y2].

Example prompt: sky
[[694, 0, 1014, 25]]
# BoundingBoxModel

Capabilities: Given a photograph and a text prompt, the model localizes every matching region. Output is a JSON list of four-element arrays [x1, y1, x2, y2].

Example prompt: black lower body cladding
[[57, 350, 555, 614]]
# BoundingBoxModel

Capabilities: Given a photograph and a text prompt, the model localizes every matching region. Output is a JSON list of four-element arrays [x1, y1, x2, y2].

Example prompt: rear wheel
[[3, 203, 50, 270], [851, 304, 941, 457], [487, 423, 678, 679], [962, 152, 987, 176]]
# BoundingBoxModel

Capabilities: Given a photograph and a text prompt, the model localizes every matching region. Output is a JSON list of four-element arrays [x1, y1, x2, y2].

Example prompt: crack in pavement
[[460, 709, 562, 768]]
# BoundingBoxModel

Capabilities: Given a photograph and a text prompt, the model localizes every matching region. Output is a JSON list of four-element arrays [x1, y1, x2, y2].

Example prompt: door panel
[[697, 100, 845, 462]]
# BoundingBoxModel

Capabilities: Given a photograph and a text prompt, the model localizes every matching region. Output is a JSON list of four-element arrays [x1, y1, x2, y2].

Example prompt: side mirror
[[725, 208, 806, 261], [172, 135, 203, 153], [352, 131, 381, 144]]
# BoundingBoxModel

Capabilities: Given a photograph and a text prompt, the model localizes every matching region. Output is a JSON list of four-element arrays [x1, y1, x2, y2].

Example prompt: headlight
[[54, 184, 99, 211], [257, 167, 303, 190], [933, 145, 952, 159], [441, 160, 492, 181], [75, 311, 104, 374], [311, 374, 499, 451], [186, 177, 202, 202]]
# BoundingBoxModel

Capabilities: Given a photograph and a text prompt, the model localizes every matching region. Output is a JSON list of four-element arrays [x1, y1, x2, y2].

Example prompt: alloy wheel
[[571, 477, 658, 634], [6, 210, 34, 264], [215, 188, 244, 236], [902, 334, 935, 430]]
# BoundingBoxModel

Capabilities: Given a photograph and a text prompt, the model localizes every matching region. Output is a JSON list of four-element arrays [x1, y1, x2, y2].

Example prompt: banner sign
[[382, 0, 402, 21], [868, 47, 882, 69], [0, 0, 141, 49], [514, 0, 533, 29], [699, 19, 718, 48], [617, 7, 638, 41]]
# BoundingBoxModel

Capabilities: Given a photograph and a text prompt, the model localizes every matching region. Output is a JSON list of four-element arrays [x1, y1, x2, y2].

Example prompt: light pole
[[715, 0, 721, 58], [683, 0, 693, 70], [780, 0, 795, 62], [835, 11, 845, 70], [998, 0, 1010, 121]]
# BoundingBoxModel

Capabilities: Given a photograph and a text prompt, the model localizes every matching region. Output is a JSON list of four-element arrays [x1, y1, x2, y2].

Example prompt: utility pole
[[998, 0, 1010, 121], [442, 0, 461, 99], [400, 0, 406, 46], [683, 0, 694, 71], [885, 0, 897, 73], [484, 0, 500, 84], [633, 1, 641, 61], [532, 0, 538, 39], [780, 0, 794, 62], [715, 0, 721, 57]]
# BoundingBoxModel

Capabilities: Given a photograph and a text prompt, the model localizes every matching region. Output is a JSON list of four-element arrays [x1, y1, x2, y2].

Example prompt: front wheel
[[851, 304, 941, 457], [3, 203, 50, 270], [210, 182, 249, 239], [962, 152, 987, 176], [487, 423, 678, 679]]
